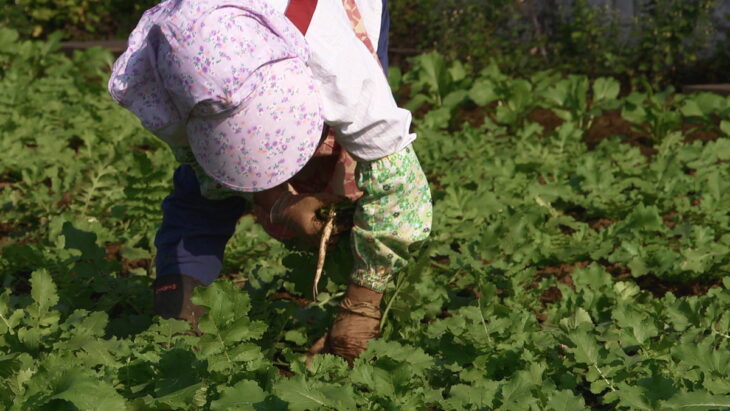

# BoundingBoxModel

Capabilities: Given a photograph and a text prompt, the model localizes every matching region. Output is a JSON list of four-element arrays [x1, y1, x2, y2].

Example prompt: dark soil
[[534, 261, 587, 306], [56, 192, 73, 209], [0, 180, 15, 189], [0, 223, 18, 238], [535, 258, 723, 305], [601, 262, 723, 298], [528, 108, 563, 135], [662, 211, 678, 229], [584, 110, 658, 156], [277, 367, 295, 378], [561, 204, 616, 231], [452, 102, 492, 129], [681, 121, 721, 143], [10, 272, 32, 296], [272, 290, 311, 308], [589, 218, 616, 231], [449, 104, 721, 158], [537, 262, 585, 290]]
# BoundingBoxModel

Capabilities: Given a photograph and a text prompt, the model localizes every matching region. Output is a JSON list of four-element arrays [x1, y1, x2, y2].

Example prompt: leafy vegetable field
[[1, 31, 730, 410]]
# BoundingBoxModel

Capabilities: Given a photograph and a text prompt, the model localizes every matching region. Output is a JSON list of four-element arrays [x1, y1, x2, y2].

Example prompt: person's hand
[[270, 192, 350, 248]]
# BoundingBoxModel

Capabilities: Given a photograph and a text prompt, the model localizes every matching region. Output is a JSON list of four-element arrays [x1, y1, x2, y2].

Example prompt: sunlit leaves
[[3, 32, 730, 409]]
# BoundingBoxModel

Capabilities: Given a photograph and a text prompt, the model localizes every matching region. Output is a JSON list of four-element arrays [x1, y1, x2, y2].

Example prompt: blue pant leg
[[154, 165, 249, 285], [377, 0, 390, 70]]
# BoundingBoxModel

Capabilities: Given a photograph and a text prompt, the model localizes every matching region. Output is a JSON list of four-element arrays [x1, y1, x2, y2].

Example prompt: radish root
[[313, 207, 336, 299]]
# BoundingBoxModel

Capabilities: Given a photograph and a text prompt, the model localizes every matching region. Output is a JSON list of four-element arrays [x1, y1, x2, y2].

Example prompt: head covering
[[109, 0, 323, 192]]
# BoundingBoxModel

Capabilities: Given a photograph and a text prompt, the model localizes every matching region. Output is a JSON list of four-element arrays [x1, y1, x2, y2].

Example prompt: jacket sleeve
[[304, 0, 415, 161]]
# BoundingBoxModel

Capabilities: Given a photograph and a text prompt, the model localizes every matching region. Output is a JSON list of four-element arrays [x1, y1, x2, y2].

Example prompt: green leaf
[[613, 383, 652, 409], [387, 66, 402, 91], [681, 100, 705, 117], [612, 304, 659, 345], [637, 375, 676, 404], [720, 120, 730, 137], [559, 308, 594, 330], [154, 349, 203, 399], [616, 204, 666, 234], [448, 60, 467, 82], [469, 78, 498, 106], [61, 222, 106, 260], [0, 28, 20, 47], [681, 93, 724, 118], [442, 90, 468, 109], [350, 364, 395, 397], [30, 269, 59, 311], [443, 383, 499, 409], [568, 331, 599, 365], [546, 389, 586, 411], [273, 375, 353, 411], [0, 354, 21, 379], [0, 293, 24, 335], [404, 93, 430, 112], [192, 281, 266, 341], [613, 281, 640, 300], [307, 354, 349, 376], [543, 79, 569, 107], [284, 330, 307, 345], [146, 317, 195, 343], [593, 77, 620, 103], [211, 380, 267, 410], [316, 384, 357, 410], [358, 340, 434, 373], [153, 382, 205, 409], [422, 106, 452, 129], [49, 369, 126, 410], [417, 52, 450, 103], [673, 340, 729, 375], [500, 371, 538, 408], [622, 92, 649, 123], [661, 392, 730, 410]]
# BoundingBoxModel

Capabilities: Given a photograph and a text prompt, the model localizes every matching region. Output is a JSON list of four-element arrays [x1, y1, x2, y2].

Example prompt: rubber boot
[[153, 274, 207, 334]]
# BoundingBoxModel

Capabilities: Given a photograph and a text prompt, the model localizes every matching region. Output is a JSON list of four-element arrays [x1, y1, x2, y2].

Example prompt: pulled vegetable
[[313, 205, 337, 299]]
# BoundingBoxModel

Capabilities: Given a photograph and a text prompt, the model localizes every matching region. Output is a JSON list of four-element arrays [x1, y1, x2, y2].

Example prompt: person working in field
[[108, 0, 432, 363]]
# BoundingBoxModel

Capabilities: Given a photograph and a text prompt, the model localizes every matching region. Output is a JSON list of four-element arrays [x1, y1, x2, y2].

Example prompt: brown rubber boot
[[153, 274, 207, 334], [323, 283, 383, 365]]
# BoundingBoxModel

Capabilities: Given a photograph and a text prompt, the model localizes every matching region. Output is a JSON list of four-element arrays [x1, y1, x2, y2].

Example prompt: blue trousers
[[155, 1, 391, 285]]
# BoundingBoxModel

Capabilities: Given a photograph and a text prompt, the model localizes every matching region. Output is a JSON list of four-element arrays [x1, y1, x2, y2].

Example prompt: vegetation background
[[2, 0, 729, 87], [1, 1, 729, 409]]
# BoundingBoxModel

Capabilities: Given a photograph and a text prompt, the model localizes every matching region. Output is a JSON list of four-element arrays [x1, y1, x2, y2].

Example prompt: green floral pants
[[350, 145, 433, 292]]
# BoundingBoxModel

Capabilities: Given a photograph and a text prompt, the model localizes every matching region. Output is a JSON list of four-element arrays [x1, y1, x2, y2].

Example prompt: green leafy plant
[[621, 87, 683, 141], [389, 0, 726, 88], [2, 34, 730, 409], [401, 52, 472, 129]]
